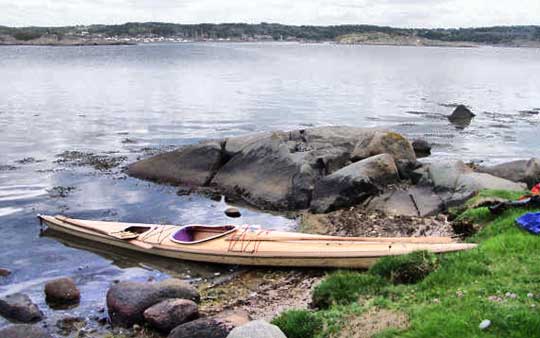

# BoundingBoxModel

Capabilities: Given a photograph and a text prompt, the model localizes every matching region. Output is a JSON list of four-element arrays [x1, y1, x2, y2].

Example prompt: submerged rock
[[55, 316, 86, 335], [0, 293, 43, 323], [448, 105, 475, 128], [143, 298, 199, 332], [44, 277, 80, 308], [477, 158, 540, 188], [168, 310, 250, 338], [0, 324, 52, 338], [227, 320, 286, 338], [310, 154, 399, 213], [107, 278, 200, 328], [0, 267, 11, 277]]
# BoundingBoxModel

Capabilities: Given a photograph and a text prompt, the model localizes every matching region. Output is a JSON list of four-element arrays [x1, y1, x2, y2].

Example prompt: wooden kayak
[[38, 215, 476, 269]]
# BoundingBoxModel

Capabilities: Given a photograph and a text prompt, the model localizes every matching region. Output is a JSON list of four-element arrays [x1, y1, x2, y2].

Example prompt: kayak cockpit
[[170, 224, 237, 244]]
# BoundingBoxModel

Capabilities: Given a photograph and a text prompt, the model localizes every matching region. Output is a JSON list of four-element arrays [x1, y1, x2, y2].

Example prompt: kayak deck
[[38, 215, 477, 268]]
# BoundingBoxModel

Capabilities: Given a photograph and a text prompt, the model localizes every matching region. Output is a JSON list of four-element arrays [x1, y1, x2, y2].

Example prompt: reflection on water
[[0, 42, 539, 328]]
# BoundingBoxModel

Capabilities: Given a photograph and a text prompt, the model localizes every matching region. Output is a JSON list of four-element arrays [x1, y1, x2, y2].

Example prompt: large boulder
[[44, 277, 80, 308], [0, 293, 43, 323], [107, 278, 200, 328], [127, 142, 225, 186], [143, 298, 199, 332], [227, 320, 287, 338], [311, 154, 400, 213], [365, 186, 444, 217], [168, 310, 250, 338], [422, 160, 527, 206], [477, 158, 540, 188], [351, 131, 416, 162], [0, 324, 52, 338]]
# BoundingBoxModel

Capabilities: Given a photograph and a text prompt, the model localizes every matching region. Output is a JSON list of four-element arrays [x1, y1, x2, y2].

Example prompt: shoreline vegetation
[[1, 22, 540, 47]]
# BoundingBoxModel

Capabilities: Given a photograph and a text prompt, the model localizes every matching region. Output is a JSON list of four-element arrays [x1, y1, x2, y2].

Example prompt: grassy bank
[[273, 190, 540, 338]]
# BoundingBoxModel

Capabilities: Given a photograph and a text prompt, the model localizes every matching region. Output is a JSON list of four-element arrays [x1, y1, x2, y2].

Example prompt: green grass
[[369, 251, 439, 284], [276, 189, 540, 338], [272, 309, 324, 338]]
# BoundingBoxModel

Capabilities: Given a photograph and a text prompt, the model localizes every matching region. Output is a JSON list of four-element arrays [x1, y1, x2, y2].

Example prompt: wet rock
[[227, 320, 286, 338], [107, 278, 200, 328], [477, 158, 540, 188], [143, 298, 199, 332], [176, 187, 195, 196], [168, 310, 250, 338], [44, 277, 80, 308], [0, 293, 43, 323], [365, 186, 444, 217], [55, 151, 127, 171], [0, 324, 52, 338], [448, 104, 475, 128], [47, 186, 76, 198], [411, 139, 431, 158], [311, 154, 399, 213], [127, 142, 225, 186], [351, 131, 416, 162], [224, 207, 241, 218], [56, 316, 86, 335], [0, 267, 11, 277]]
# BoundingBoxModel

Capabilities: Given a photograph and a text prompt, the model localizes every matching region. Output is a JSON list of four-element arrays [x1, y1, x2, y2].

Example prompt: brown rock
[[143, 298, 199, 332], [0, 268, 11, 277], [0, 293, 43, 323], [44, 277, 80, 307]]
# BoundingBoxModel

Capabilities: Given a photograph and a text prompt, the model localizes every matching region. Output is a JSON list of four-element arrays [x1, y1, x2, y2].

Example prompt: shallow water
[[0, 42, 539, 329]]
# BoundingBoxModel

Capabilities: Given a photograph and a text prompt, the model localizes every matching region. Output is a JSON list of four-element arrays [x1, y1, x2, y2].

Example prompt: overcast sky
[[1, 0, 539, 28]]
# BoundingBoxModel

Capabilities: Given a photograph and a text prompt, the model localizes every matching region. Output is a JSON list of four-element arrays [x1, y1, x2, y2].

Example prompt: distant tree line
[[1, 22, 539, 44]]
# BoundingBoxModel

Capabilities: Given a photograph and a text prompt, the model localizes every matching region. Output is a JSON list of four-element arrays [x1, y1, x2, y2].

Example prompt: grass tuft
[[271, 309, 323, 338], [369, 251, 439, 284], [312, 271, 387, 309]]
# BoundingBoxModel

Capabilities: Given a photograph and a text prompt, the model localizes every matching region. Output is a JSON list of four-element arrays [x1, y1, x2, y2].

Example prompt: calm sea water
[[0, 42, 539, 328]]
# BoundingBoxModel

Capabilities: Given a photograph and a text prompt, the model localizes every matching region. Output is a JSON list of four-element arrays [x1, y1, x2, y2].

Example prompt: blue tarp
[[516, 212, 540, 235]]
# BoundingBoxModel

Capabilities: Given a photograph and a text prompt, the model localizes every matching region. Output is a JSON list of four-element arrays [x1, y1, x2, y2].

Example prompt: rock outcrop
[[0, 293, 43, 323], [107, 278, 200, 328], [127, 127, 416, 211], [477, 158, 540, 188], [310, 154, 399, 213]]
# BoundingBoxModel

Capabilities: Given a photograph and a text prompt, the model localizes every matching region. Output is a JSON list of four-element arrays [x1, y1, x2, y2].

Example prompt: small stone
[[479, 319, 491, 330], [56, 316, 86, 335], [132, 324, 141, 331], [225, 207, 242, 218], [527, 293, 534, 298], [0, 268, 11, 277], [214, 272, 221, 276]]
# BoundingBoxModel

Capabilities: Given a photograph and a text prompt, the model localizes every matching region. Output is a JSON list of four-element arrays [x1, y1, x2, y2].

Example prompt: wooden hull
[[38, 215, 476, 269]]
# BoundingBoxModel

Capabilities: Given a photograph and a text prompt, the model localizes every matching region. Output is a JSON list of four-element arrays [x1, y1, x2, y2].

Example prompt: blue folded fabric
[[516, 212, 540, 235]]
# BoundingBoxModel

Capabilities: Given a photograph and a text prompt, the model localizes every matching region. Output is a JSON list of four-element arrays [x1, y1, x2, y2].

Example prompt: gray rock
[[227, 320, 286, 338], [168, 310, 250, 338], [422, 160, 527, 206], [143, 298, 199, 332], [0, 324, 52, 338], [0, 293, 43, 323], [411, 139, 431, 158], [448, 105, 475, 128], [365, 186, 444, 217], [311, 154, 400, 213], [0, 268, 11, 277], [107, 278, 200, 328], [44, 277, 80, 307], [351, 131, 416, 162], [477, 158, 540, 188], [224, 132, 273, 157], [127, 142, 225, 186]]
